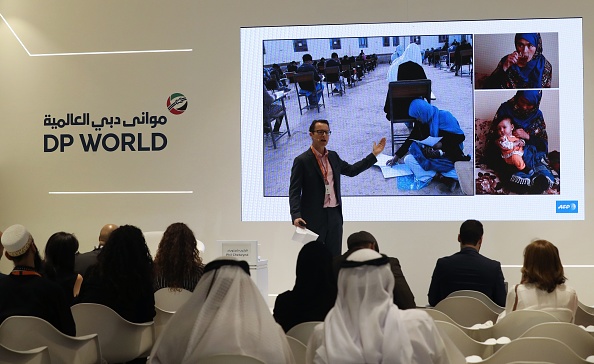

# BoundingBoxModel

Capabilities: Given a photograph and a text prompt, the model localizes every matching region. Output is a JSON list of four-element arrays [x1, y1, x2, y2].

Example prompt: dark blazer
[[289, 148, 377, 233], [428, 247, 506, 307], [74, 248, 101, 275], [333, 250, 416, 309]]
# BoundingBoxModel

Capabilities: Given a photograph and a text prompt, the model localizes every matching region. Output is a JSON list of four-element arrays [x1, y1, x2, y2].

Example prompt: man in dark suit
[[333, 231, 416, 309], [74, 223, 118, 275], [289, 119, 385, 256], [427, 219, 506, 307]]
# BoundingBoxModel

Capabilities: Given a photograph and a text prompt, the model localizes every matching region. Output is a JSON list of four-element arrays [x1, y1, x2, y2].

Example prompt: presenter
[[289, 119, 386, 256]]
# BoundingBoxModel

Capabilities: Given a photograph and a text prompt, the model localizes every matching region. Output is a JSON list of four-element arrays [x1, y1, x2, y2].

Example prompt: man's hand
[[293, 218, 307, 228], [373, 137, 386, 156]]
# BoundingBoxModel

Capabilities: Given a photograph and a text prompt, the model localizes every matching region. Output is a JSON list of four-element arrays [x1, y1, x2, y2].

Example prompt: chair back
[[154, 288, 193, 311], [435, 296, 500, 327], [285, 71, 296, 84], [286, 335, 306, 364], [459, 49, 473, 64], [199, 354, 265, 364], [293, 72, 316, 93], [0, 344, 51, 364], [484, 310, 560, 342], [154, 306, 175, 340], [575, 302, 594, 326], [324, 66, 340, 83], [480, 337, 588, 364], [286, 321, 322, 345], [446, 290, 504, 313], [519, 322, 594, 359], [388, 79, 431, 106], [435, 320, 495, 359], [0, 316, 102, 364], [71, 303, 155, 363]]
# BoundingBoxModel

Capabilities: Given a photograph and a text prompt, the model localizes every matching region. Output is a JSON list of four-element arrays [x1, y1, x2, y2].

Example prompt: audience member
[[498, 239, 578, 322], [453, 38, 472, 76], [0, 224, 75, 335], [296, 53, 323, 108], [287, 60, 298, 72], [74, 223, 118, 275], [149, 258, 295, 364], [153, 222, 204, 292], [77, 225, 155, 323], [274, 241, 337, 332], [333, 231, 416, 309], [0, 230, 4, 278], [43, 232, 83, 305], [428, 220, 506, 307], [307, 249, 455, 364], [391, 43, 405, 63]]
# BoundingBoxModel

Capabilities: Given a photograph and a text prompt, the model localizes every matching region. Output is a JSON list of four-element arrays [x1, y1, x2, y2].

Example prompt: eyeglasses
[[314, 130, 331, 136]]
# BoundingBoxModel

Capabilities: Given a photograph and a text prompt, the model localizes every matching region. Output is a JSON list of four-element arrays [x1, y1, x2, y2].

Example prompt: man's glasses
[[314, 130, 332, 136]]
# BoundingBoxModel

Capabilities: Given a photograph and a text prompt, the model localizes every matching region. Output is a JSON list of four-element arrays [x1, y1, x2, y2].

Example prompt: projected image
[[262, 35, 474, 197], [241, 18, 583, 221], [474, 89, 560, 195], [474, 33, 559, 89]]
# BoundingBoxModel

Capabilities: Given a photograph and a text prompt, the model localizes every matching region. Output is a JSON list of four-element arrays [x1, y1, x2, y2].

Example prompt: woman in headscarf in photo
[[148, 258, 295, 364], [385, 42, 427, 118], [484, 90, 555, 194], [306, 249, 460, 364], [273, 241, 337, 332], [485, 33, 552, 89], [388, 99, 470, 190]]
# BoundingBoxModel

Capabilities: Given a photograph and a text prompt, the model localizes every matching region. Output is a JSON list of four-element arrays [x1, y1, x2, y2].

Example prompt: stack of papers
[[292, 227, 319, 244], [374, 153, 414, 179]]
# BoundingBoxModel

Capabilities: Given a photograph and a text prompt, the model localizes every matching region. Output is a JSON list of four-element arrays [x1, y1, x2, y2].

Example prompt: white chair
[[472, 310, 560, 342], [435, 320, 496, 359], [424, 308, 479, 338], [154, 306, 175, 339], [575, 302, 594, 326], [446, 290, 504, 313], [154, 287, 193, 312], [0, 316, 102, 364], [434, 296, 500, 327], [286, 321, 322, 345], [199, 354, 265, 364], [519, 322, 594, 359], [479, 337, 589, 364], [71, 303, 155, 363], [0, 344, 51, 364], [286, 335, 306, 364]]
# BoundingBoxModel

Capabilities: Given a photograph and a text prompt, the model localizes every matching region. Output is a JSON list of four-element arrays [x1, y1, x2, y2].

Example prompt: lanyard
[[311, 146, 329, 184], [10, 268, 41, 277]]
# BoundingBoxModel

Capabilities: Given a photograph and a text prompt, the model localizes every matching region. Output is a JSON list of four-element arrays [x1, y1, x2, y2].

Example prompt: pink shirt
[[311, 147, 338, 208]]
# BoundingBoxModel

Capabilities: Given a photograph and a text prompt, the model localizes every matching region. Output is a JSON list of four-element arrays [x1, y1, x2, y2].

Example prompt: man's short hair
[[459, 219, 483, 245], [309, 119, 329, 133], [302, 53, 313, 62], [331, 52, 338, 59], [347, 231, 378, 251]]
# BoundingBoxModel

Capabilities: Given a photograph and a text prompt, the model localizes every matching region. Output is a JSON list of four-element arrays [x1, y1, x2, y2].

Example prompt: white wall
[[0, 0, 593, 306]]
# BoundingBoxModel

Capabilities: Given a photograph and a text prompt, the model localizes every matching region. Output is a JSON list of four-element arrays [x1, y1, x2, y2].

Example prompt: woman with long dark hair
[[153, 222, 204, 292], [77, 225, 155, 323], [43, 232, 82, 305]]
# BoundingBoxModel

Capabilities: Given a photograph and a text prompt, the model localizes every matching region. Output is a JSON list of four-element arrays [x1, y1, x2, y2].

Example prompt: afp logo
[[167, 93, 188, 115], [556, 200, 578, 213]]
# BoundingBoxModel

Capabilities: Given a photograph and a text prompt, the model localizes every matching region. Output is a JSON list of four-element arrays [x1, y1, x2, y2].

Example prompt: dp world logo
[[167, 93, 187, 115]]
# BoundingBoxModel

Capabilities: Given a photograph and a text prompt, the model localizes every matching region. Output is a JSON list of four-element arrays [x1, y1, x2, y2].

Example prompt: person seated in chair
[[296, 53, 323, 108], [325, 52, 344, 94]]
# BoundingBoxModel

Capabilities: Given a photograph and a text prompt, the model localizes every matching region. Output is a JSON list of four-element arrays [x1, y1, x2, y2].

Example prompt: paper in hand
[[292, 226, 319, 244]]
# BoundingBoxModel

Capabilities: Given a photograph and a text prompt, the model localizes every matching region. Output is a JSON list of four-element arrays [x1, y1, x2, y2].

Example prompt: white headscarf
[[387, 43, 424, 82], [313, 249, 414, 363], [148, 258, 295, 364]]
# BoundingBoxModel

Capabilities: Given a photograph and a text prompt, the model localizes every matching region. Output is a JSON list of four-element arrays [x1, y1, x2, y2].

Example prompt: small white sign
[[218, 240, 258, 265]]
